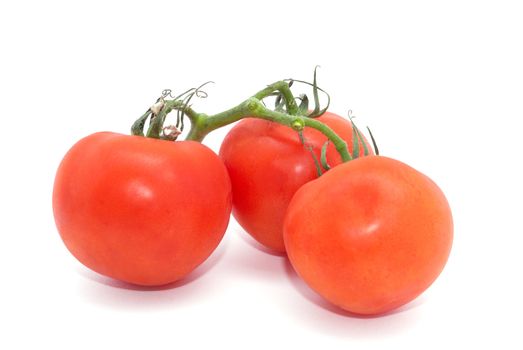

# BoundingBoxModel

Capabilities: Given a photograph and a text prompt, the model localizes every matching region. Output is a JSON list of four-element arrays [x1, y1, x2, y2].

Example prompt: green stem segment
[[185, 98, 351, 162], [253, 81, 300, 115], [132, 81, 352, 162]]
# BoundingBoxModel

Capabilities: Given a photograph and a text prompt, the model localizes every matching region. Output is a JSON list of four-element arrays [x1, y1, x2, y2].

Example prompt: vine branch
[[131, 80, 352, 163]]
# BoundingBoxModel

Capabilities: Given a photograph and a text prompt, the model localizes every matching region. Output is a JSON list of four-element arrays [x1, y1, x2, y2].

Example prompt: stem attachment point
[[291, 118, 305, 131]]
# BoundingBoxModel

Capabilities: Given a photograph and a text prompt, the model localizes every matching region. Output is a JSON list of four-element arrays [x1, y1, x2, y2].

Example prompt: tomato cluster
[[53, 80, 452, 316]]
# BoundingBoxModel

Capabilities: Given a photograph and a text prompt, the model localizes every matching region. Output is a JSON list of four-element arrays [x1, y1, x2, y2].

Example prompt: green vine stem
[[132, 81, 352, 162], [252, 81, 299, 115]]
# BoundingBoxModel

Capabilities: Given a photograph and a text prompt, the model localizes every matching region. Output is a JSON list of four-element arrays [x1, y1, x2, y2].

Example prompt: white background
[[1, 0, 522, 348]]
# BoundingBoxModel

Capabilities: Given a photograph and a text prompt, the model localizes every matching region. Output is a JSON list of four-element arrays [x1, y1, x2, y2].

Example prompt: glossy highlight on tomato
[[284, 156, 453, 315], [53, 132, 232, 286], [220, 112, 373, 253]]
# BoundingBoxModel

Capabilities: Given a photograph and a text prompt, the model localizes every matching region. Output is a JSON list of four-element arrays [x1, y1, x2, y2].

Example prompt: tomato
[[53, 132, 232, 286], [219, 112, 373, 253], [284, 156, 453, 315]]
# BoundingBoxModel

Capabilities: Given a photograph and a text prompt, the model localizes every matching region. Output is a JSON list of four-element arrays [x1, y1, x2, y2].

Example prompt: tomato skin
[[53, 132, 232, 286], [219, 112, 372, 253], [284, 156, 453, 315]]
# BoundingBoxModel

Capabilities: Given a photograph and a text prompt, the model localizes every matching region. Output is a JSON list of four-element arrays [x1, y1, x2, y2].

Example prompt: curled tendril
[[176, 81, 214, 131], [157, 81, 214, 132], [194, 81, 214, 98], [161, 89, 175, 99], [160, 81, 213, 103]]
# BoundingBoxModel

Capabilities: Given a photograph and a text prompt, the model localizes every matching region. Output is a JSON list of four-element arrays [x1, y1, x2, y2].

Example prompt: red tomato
[[219, 112, 373, 253], [284, 156, 453, 315], [53, 132, 232, 286]]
